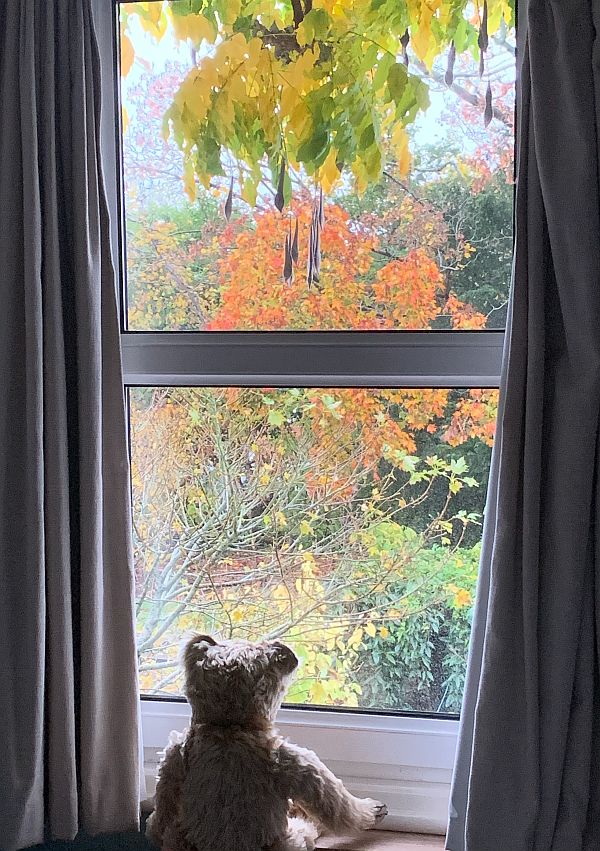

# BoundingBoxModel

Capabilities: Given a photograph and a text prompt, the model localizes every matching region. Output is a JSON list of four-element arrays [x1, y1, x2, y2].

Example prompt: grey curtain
[[447, 1, 600, 849], [0, 1, 140, 847]]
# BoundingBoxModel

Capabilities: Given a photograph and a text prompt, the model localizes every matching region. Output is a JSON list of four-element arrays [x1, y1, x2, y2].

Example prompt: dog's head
[[180, 634, 298, 726]]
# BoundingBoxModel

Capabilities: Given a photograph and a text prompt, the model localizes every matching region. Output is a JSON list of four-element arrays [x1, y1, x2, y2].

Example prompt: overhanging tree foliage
[[121, 0, 515, 205]]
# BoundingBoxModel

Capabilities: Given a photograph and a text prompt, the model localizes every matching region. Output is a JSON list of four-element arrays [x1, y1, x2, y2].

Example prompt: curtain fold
[[0, 1, 140, 847], [447, 1, 600, 849]]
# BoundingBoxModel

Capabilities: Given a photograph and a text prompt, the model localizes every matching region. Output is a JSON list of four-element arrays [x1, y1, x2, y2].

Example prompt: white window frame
[[95, 0, 505, 833]]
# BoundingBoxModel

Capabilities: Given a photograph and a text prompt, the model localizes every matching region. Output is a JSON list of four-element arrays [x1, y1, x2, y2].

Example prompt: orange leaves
[[209, 200, 376, 331], [120, 28, 135, 77], [373, 249, 444, 329], [208, 201, 483, 336], [444, 389, 498, 447], [444, 293, 487, 329]]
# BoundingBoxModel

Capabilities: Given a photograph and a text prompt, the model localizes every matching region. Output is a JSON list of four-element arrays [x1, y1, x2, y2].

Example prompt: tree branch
[[291, 0, 304, 28], [412, 58, 513, 128]]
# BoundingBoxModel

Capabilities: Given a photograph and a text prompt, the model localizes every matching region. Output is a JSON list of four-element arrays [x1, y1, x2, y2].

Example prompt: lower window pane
[[130, 386, 497, 713]]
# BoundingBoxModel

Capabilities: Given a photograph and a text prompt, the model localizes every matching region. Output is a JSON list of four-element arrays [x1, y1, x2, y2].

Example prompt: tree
[[121, 0, 515, 205], [131, 386, 492, 709]]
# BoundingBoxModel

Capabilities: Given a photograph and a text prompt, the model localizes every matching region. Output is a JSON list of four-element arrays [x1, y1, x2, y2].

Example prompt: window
[[104, 0, 515, 832], [132, 385, 499, 714]]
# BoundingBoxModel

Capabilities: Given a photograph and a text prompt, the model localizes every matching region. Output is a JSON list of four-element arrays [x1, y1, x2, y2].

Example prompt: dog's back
[[180, 724, 289, 851]]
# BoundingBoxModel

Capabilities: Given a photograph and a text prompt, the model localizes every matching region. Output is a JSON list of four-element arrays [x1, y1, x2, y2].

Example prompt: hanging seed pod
[[307, 218, 315, 287], [283, 233, 294, 284], [445, 42, 456, 87], [224, 175, 234, 221], [307, 190, 324, 289], [478, 0, 489, 52], [400, 29, 410, 66], [312, 208, 322, 285], [274, 160, 286, 213], [318, 185, 324, 228], [291, 218, 299, 264], [478, 0, 488, 78], [484, 81, 493, 127]]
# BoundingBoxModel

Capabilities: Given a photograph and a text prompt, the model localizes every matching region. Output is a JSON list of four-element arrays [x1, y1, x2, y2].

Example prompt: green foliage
[[122, 0, 515, 199], [355, 543, 480, 712], [426, 169, 514, 327]]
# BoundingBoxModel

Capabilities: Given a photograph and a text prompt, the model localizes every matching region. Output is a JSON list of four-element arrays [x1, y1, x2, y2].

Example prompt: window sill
[[317, 831, 445, 849], [141, 699, 456, 836]]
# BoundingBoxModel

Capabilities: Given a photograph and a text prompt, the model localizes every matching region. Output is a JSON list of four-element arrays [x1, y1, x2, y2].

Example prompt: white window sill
[[141, 699, 457, 835]]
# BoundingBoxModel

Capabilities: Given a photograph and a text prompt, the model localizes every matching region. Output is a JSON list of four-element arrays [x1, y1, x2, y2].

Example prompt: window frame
[[95, 0, 506, 833]]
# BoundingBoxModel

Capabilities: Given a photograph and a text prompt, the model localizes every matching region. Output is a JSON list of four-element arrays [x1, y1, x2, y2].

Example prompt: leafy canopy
[[121, 0, 514, 202]]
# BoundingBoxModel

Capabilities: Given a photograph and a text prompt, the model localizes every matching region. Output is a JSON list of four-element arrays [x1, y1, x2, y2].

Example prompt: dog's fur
[[146, 635, 387, 851]]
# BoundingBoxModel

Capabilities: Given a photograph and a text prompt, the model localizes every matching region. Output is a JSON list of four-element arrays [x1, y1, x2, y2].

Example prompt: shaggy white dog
[[146, 635, 387, 851]]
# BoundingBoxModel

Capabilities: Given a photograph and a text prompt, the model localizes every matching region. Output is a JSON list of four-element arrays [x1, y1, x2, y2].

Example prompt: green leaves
[[297, 129, 330, 167], [387, 62, 408, 103], [125, 0, 514, 203], [267, 409, 286, 427], [297, 8, 331, 45]]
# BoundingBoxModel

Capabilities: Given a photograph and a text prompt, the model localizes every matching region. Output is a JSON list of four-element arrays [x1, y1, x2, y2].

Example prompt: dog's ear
[[269, 641, 298, 675], [180, 633, 218, 673]]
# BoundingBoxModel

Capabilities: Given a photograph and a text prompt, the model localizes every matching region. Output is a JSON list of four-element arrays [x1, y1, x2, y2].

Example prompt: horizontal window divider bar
[[121, 331, 505, 346], [124, 374, 500, 388], [121, 331, 503, 387]]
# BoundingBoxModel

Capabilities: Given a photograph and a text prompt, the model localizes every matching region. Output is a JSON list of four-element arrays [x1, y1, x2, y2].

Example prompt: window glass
[[119, 2, 515, 331], [131, 386, 497, 712]]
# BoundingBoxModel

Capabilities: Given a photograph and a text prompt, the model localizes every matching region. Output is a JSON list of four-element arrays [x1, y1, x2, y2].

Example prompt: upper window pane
[[119, 1, 515, 331]]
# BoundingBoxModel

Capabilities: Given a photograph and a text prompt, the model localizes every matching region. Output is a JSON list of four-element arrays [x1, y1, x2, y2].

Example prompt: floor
[[33, 831, 446, 851], [317, 832, 445, 850]]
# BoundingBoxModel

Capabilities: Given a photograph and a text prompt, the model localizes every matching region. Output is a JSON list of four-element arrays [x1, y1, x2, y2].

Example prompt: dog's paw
[[359, 798, 388, 829]]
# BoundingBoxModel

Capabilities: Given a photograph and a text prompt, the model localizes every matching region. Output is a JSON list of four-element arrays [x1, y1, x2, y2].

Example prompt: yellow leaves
[[379, 625, 390, 639], [183, 159, 197, 202], [365, 621, 377, 638], [299, 520, 314, 537], [137, 3, 168, 40], [245, 35, 265, 69], [391, 124, 412, 178], [409, 5, 436, 67], [275, 511, 288, 527], [454, 589, 472, 608], [287, 102, 312, 140], [171, 12, 216, 46], [222, 32, 249, 65], [139, 672, 160, 693], [348, 626, 364, 650], [223, 0, 243, 26], [231, 607, 245, 623], [487, 0, 514, 30], [282, 49, 318, 94], [447, 584, 473, 608], [272, 583, 292, 614], [300, 562, 315, 581], [175, 69, 212, 125], [318, 147, 341, 193], [310, 680, 328, 704], [449, 478, 463, 494], [214, 91, 236, 135], [120, 28, 134, 77]]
